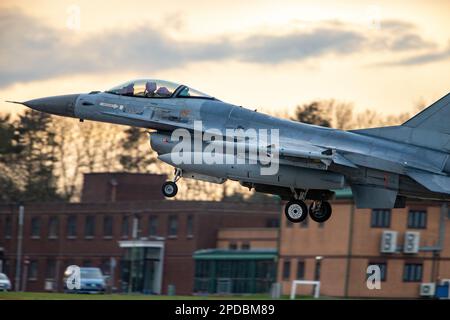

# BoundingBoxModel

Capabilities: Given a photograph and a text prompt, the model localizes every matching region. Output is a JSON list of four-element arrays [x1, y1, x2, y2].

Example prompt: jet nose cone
[[23, 94, 80, 118]]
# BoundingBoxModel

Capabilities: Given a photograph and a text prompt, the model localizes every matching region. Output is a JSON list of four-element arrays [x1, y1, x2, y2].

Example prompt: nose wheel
[[308, 201, 332, 223], [162, 168, 182, 198], [162, 181, 178, 198], [284, 200, 308, 223]]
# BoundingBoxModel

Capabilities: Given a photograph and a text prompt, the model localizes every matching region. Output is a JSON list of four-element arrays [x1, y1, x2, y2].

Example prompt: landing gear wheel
[[162, 181, 178, 198], [308, 201, 332, 223], [284, 200, 308, 223]]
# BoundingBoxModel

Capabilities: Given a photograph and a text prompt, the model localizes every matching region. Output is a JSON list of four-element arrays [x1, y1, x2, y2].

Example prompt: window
[[4, 216, 12, 238], [66, 215, 77, 238], [300, 217, 309, 228], [100, 258, 111, 275], [296, 261, 305, 279], [241, 243, 250, 250], [149, 216, 158, 236], [46, 259, 56, 279], [371, 209, 391, 228], [282, 260, 291, 280], [265, 218, 279, 228], [121, 216, 129, 237], [28, 260, 38, 280], [168, 215, 178, 237], [82, 260, 92, 267], [31, 217, 41, 238], [403, 263, 423, 282], [106, 79, 180, 98], [48, 216, 59, 238], [187, 215, 194, 237], [229, 243, 238, 250], [177, 86, 212, 99], [408, 210, 427, 229], [84, 215, 95, 238], [103, 215, 113, 237], [368, 262, 387, 281]]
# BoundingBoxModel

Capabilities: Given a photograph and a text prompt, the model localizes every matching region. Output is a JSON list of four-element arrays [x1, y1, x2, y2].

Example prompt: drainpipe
[[344, 203, 355, 298], [15, 205, 24, 292]]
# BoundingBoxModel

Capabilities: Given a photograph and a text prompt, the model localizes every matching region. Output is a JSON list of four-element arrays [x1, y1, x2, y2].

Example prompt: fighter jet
[[8, 79, 450, 224]]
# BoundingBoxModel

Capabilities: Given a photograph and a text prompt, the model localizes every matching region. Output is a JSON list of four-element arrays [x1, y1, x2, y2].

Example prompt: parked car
[[0, 273, 11, 291], [63, 267, 106, 294]]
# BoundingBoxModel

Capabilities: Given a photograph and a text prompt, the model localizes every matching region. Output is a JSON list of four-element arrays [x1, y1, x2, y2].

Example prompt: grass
[[0, 292, 323, 300]]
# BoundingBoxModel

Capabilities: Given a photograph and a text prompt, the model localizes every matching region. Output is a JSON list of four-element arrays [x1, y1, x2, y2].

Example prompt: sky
[[1, 0, 450, 117]]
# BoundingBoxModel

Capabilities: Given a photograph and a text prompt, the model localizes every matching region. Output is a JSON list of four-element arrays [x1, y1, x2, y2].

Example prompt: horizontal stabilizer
[[406, 170, 450, 194]]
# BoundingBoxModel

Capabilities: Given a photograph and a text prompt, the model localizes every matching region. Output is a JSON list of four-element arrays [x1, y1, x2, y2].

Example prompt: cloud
[[387, 44, 450, 66], [0, 9, 445, 88]]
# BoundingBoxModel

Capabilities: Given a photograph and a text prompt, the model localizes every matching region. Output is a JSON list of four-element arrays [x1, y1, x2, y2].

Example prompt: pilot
[[155, 86, 171, 97], [145, 81, 157, 97], [121, 83, 134, 96]]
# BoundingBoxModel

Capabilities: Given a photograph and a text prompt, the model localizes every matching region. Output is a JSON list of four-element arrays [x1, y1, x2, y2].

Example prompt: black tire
[[284, 200, 308, 223], [162, 181, 178, 198], [309, 201, 332, 223]]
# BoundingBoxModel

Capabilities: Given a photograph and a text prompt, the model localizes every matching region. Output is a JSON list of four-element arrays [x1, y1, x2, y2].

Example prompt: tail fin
[[402, 92, 450, 134], [351, 92, 450, 151]]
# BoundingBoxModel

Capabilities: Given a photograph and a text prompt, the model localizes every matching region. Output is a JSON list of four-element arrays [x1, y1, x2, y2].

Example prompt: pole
[[128, 215, 139, 294], [15, 205, 24, 291]]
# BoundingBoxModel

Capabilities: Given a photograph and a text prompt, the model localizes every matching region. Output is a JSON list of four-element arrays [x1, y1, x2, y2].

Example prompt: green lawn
[[0, 292, 321, 300]]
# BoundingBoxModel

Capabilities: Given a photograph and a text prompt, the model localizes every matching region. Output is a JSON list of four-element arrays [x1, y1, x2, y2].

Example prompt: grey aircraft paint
[[9, 79, 450, 222]]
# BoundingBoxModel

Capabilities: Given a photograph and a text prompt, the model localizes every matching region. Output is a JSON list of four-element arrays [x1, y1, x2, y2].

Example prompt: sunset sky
[[1, 0, 449, 117]]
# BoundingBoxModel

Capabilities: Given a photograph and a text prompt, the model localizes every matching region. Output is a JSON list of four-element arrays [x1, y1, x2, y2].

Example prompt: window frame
[[84, 215, 96, 239], [282, 260, 291, 281], [66, 215, 77, 238], [296, 260, 305, 280], [407, 210, 427, 229], [30, 216, 41, 239], [168, 215, 178, 238], [103, 215, 113, 238], [48, 216, 59, 239], [371, 209, 391, 228], [367, 262, 387, 282], [403, 263, 423, 282]]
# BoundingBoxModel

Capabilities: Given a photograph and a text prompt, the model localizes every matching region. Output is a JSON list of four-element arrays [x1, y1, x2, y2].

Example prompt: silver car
[[0, 273, 11, 291]]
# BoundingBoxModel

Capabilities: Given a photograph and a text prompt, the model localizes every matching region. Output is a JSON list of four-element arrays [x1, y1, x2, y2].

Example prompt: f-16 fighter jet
[[8, 79, 450, 224]]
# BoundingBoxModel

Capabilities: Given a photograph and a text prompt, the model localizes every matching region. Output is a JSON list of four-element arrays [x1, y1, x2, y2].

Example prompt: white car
[[0, 273, 11, 291]]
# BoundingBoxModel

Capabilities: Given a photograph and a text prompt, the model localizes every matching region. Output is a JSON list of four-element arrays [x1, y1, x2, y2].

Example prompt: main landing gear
[[284, 189, 333, 223], [162, 168, 182, 198]]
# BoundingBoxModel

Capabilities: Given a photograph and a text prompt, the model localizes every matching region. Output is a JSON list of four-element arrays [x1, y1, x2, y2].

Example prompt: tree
[[13, 110, 62, 202], [293, 101, 332, 127], [119, 127, 156, 172], [0, 115, 23, 202]]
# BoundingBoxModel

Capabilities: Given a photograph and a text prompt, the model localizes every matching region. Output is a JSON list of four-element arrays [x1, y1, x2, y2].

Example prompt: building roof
[[334, 188, 353, 199], [193, 248, 277, 260]]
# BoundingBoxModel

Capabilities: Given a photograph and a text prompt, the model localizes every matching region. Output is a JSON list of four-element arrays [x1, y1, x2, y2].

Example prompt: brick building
[[278, 193, 450, 298], [1, 172, 449, 298], [0, 173, 280, 294]]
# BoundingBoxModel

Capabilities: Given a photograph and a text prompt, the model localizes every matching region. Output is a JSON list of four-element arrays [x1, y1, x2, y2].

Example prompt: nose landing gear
[[162, 168, 182, 198]]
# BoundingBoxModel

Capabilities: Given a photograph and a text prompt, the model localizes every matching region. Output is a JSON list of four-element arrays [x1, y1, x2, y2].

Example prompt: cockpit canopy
[[106, 79, 214, 99]]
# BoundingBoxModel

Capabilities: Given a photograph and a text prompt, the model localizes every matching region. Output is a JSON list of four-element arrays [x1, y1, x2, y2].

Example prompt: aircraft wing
[[406, 170, 450, 194]]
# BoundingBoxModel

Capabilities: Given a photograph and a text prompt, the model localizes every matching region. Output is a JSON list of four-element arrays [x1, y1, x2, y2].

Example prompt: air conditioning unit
[[420, 283, 435, 297], [404, 231, 420, 253], [380, 231, 397, 253]]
